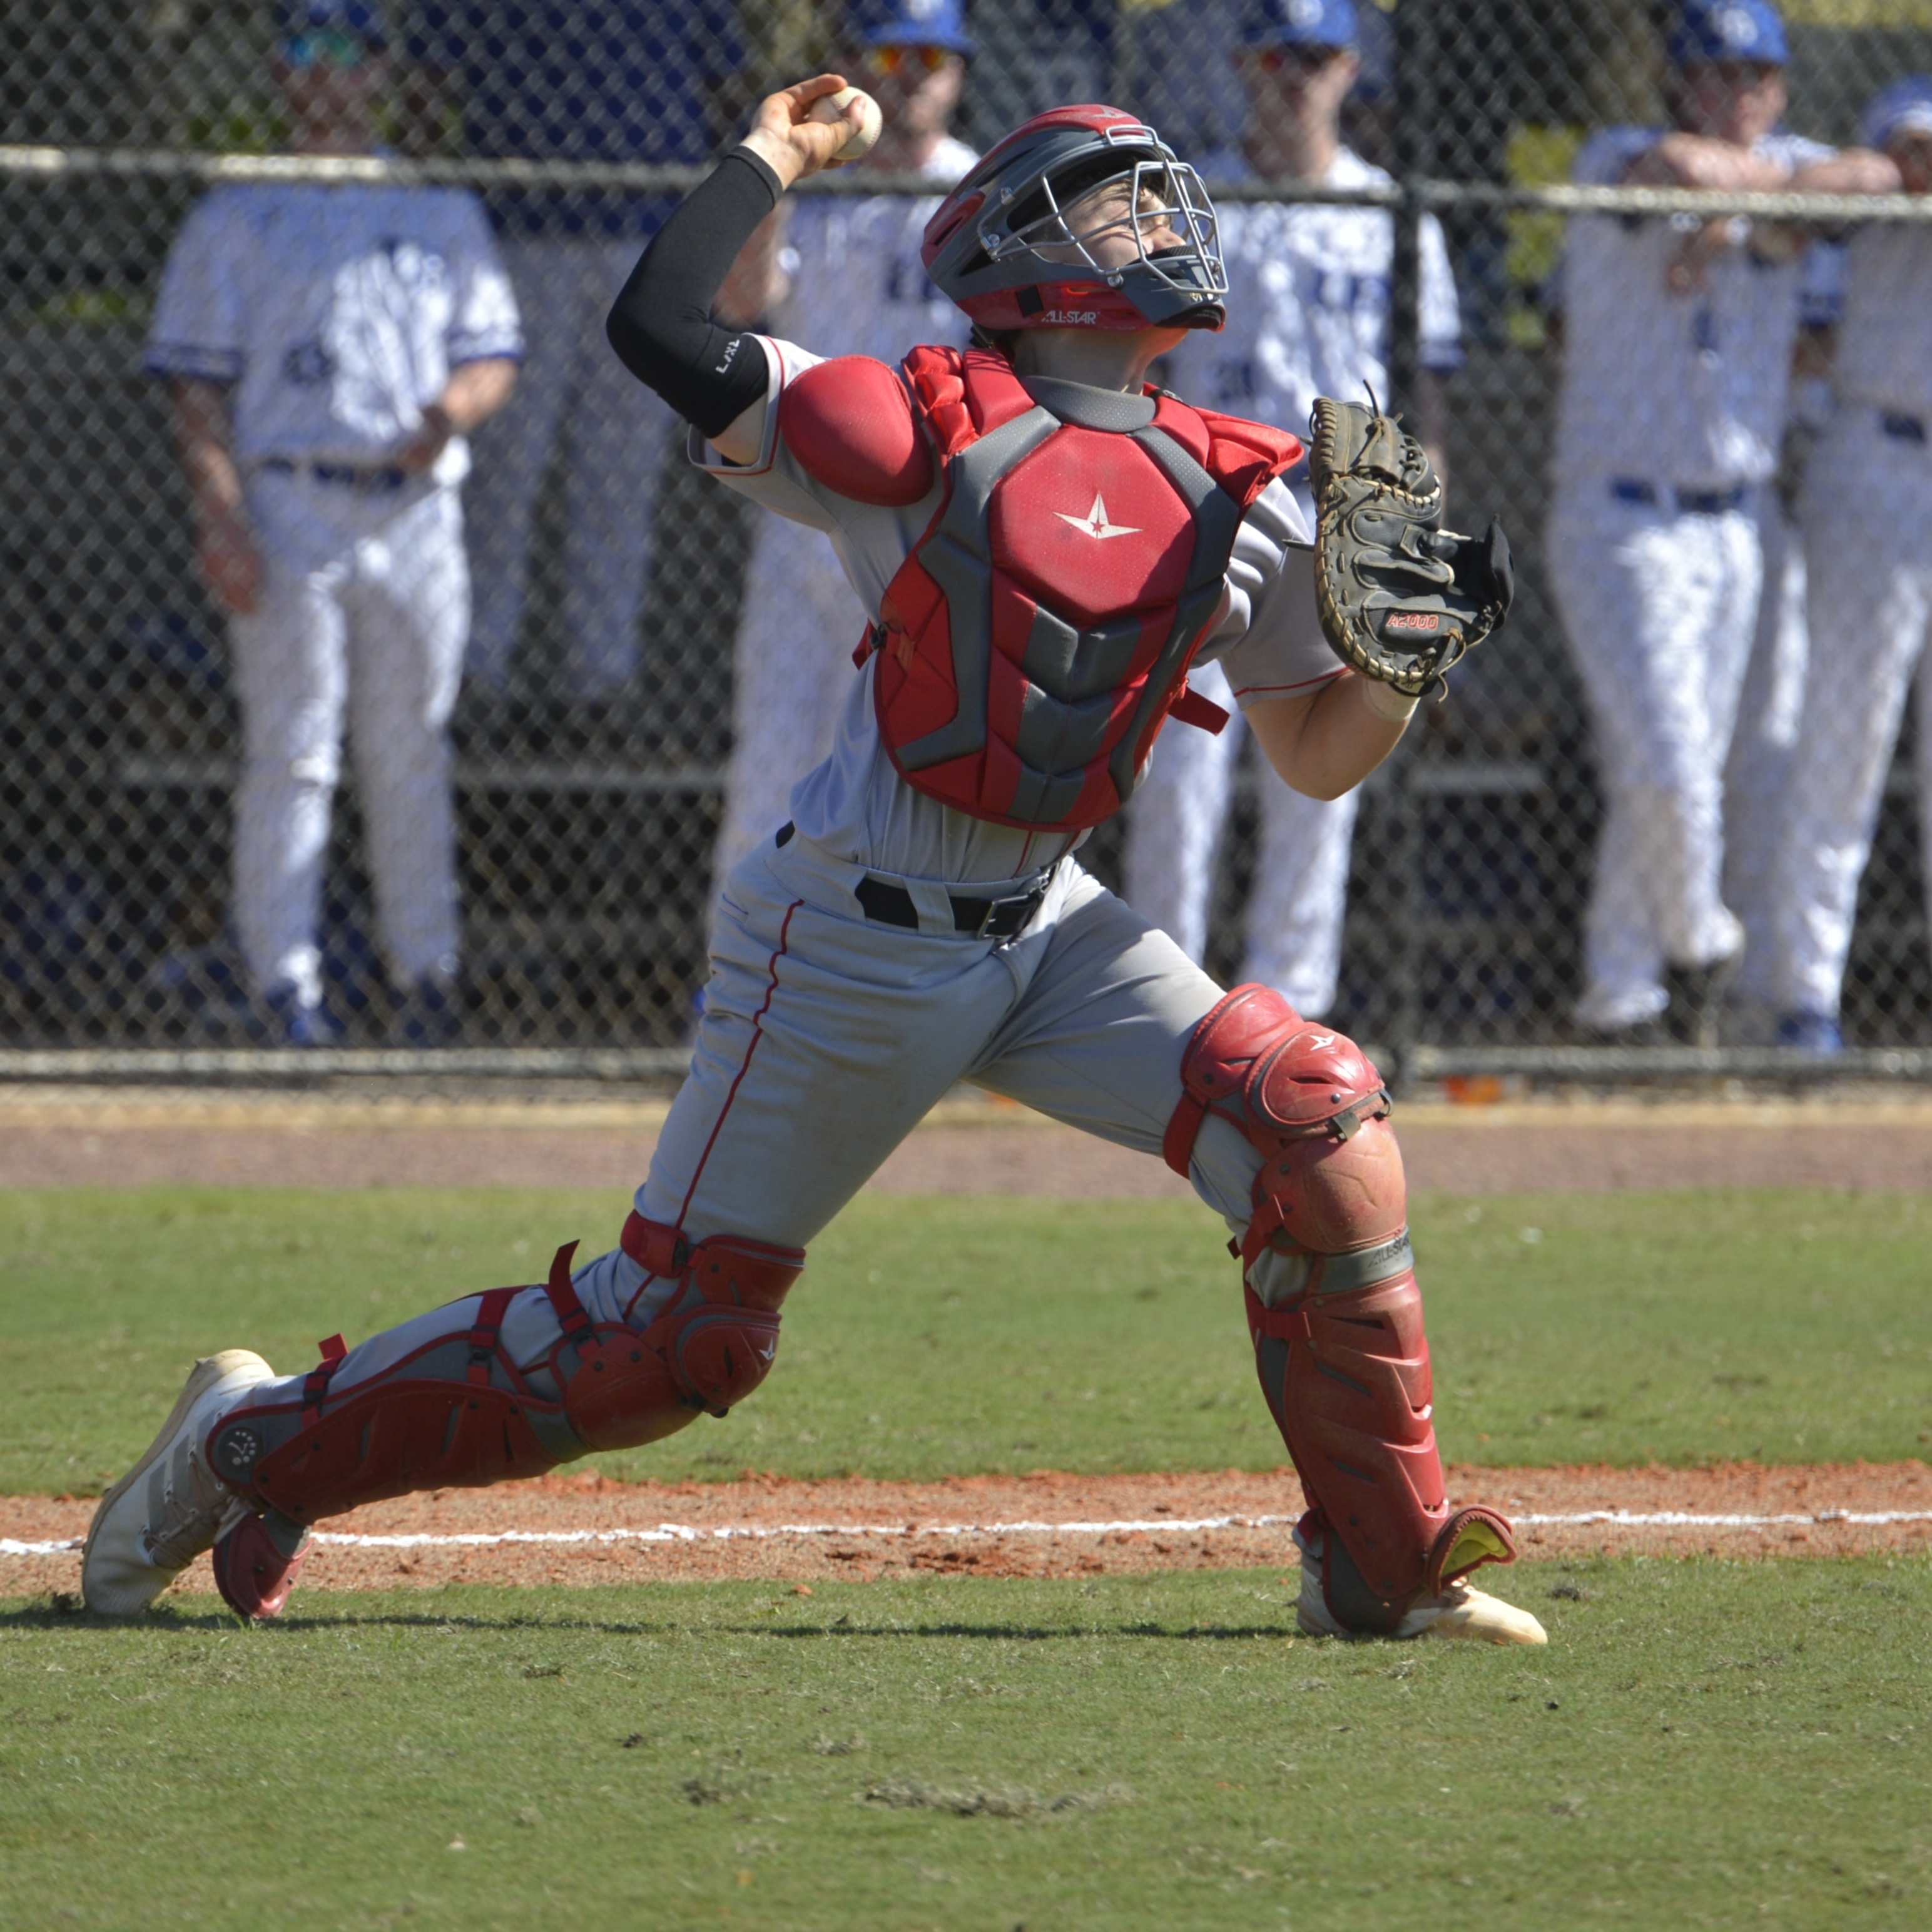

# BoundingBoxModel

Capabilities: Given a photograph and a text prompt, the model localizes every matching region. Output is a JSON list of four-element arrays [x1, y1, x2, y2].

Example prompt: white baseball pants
[[1774, 410, 1932, 1018], [464, 236, 676, 699], [229, 472, 467, 1007], [1722, 497, 1811, 1010], [1547, 480, 1759, 1029], [240, 828, 1309, 1413], [1121, 549, 1359, 1020], [708, 515, 870, 940]]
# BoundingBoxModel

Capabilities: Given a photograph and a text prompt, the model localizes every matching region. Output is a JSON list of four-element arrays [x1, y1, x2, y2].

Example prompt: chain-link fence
[[4, 1, 1931, 1077]]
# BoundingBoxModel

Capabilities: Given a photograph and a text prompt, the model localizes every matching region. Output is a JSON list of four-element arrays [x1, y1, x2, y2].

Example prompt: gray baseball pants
[[231, 826, 1303, 1416]]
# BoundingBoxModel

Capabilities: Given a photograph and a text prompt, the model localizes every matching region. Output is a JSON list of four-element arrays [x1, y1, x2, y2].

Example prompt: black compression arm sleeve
[[605, 148, 783, 438]]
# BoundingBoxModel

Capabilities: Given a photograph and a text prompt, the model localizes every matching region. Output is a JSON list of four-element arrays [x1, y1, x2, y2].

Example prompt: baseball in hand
[[807, 86, 883, 162]]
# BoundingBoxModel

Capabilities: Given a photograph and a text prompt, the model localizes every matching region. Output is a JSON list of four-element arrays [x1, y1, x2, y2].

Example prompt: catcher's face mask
[[922, 108, 1228, 333], [990, 148, 1226, 313]]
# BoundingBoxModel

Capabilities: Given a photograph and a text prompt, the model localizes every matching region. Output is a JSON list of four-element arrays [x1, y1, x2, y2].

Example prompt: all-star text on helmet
[[920, 104, 1227, 333]]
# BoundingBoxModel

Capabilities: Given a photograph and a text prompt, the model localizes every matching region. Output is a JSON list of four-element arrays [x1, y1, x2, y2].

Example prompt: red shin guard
[[211, 1286, 559, 1523], [1166, 985, 1515, 1629], [206, 1219, 805, 1528]]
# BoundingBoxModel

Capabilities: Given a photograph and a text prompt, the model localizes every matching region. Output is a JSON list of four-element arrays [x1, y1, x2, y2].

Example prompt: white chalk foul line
[[6, 1506, 1931, 1561]]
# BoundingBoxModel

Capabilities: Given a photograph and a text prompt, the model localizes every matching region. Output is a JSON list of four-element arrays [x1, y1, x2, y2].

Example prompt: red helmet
[[920, 104, 1226, 334]]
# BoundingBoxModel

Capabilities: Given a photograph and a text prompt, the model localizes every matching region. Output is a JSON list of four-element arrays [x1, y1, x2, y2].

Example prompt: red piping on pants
[[674, 897, 804, 1232]]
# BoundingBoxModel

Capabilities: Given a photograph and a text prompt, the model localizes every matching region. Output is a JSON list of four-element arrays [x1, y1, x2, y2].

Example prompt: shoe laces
[[141, 1423, 239, 1571]]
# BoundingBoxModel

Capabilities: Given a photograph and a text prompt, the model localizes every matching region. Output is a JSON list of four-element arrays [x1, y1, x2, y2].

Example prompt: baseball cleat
[[1398, 1579, 1548, 1646], [1294, 1530, 1548, 1646], [82, 1350, 270, 1616]]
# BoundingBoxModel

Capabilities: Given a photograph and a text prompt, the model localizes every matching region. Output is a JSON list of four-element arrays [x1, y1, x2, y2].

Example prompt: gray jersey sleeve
[[1200, 477, 1345, 704]]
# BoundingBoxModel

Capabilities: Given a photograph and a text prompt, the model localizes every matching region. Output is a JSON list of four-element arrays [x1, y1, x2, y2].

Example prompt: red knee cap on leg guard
[[555, 1216, 804, 1452], [1163, 985, 1392, 1263]]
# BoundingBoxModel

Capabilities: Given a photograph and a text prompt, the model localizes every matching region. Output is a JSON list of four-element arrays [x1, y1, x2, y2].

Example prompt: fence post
[[1385, 0, 1435, 1092]]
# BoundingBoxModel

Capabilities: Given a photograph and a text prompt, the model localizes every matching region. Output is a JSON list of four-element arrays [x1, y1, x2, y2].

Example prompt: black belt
[[1611, 478, 1749, 514], [263, 457, 410, 492], [772, 823, 1049, 940], [855, 873, 1048, 939], [1881, 410, 1927, 445]]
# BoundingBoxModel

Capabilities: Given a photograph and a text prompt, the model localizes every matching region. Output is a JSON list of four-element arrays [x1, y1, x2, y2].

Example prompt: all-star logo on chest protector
[[865, 347, 1302, 833], [1057, 493, 1139, 539]]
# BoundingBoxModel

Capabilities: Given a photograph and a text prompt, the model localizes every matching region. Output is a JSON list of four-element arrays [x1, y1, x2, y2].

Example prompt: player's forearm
[[170, 379, 245, 512], [713, 208, 788, 329], [1626, 135, 1791, 192], [434, 355, 518, 434], [1789, 150, 1899, 196], [1246, 674, 1412, 802], [605, 148, 783, 435]]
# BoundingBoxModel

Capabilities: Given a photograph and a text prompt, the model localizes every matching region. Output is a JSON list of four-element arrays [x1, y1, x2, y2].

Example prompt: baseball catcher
[[84, 74, 1540, 1646]]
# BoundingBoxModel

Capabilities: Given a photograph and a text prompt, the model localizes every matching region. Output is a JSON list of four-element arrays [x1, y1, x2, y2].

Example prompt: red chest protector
[[863, 345, 1302, 833]]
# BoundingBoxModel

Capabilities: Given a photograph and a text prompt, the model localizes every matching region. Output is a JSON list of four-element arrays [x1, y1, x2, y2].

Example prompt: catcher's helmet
[[920, 104, 1226, 333]]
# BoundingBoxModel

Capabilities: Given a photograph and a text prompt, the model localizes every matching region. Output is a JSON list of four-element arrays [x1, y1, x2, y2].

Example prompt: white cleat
[[1403, 1578, 1548, 1647], [82, 1350, 270, 1615], [1295, 1528, 1548, 1646]]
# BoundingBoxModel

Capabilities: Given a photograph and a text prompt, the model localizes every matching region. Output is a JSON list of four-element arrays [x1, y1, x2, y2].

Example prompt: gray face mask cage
[[984, 151, 1228, 303]]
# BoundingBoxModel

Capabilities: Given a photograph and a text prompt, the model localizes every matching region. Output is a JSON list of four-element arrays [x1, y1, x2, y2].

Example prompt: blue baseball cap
[[847, 0, 975, 58], [279, 1, 389, 48], [1240, 0, 1360, 53], [1863, 74, 1932, 149], [1667, 1, 1787, 69]]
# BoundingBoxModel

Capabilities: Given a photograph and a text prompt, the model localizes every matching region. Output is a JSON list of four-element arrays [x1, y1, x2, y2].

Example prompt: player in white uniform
[[145, 3, 522, 1044], [708, 0, 977, 937], [1718, 242, 1839, 1032], [88, 82, 1542, 1647], [1769, 78, 1932, 1051], [1545, 0, 1888, 1047], [1124, 0, 1460, 1018]]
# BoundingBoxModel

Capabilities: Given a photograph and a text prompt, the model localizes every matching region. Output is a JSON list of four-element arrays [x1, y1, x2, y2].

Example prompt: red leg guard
[[205, 1221, 805, 1527], [210, 1284, 558, 1523], [556, 1214, 802, 1452], [1166, 984, 1516, 1630]]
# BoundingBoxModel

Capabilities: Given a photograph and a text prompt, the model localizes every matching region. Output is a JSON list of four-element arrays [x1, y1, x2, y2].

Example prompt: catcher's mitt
[[1306, 396, 1514, 698]]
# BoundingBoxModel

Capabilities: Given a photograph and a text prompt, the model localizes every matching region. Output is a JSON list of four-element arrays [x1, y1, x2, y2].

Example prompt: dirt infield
[[3, 1084, 1932, 1191], [6, 1462, 1928, 1602]]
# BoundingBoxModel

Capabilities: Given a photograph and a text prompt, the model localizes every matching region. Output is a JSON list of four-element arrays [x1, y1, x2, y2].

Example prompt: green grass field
[[5, 1563, 1929, 1930], [2, 1187, 1929, 1490], [3, 1184, 1930, 1928]]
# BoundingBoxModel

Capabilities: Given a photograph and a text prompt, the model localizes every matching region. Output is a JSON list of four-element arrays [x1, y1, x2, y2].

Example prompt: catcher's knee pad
[[205, 1219, 803, 1525], [1164, 984, 1514, 1628], [552, 1213, 802, 1453], [1164, 984, 1400, 1270]]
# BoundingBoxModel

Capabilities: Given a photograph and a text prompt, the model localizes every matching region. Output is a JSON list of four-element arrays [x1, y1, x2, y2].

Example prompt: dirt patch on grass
[[6, 1462, 1927, 1602]]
